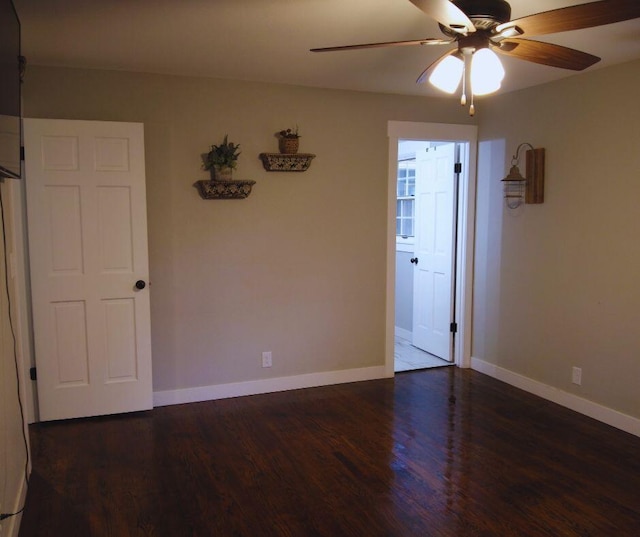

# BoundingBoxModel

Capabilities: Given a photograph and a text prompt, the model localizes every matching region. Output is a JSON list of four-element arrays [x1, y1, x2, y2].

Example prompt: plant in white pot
[[204, 135, 241, 181]]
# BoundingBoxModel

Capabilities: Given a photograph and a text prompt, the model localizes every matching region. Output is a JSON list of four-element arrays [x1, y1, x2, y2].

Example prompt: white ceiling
[[13, 0, 640, 98]]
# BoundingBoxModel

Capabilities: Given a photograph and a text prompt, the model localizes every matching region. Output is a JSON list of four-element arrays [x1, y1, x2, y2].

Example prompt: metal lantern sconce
[[502, 143, 545, 209], [502, 160, 527, 209]]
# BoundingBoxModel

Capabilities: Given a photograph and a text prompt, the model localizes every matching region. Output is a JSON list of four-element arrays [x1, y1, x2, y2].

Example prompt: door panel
[[50, 300, 89, 385], [25, 118, 152, 421], [412, 142, 456, 361], [103, 298, 137, 381], [47, 185, 84, 273], [98, 186, 134, 271]]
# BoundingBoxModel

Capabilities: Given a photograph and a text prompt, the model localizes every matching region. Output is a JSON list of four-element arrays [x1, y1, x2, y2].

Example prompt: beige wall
[[5, 55, 638, 537], [0, 181, 28, 534], [20, 60, 640, 421], [22, 66, 474, 392], [474, 59, 640, 418]]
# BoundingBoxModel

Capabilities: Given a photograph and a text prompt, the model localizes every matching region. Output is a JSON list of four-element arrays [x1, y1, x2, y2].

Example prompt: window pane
[[398, 199, 413, 217], [397, 159, 416, 239], [397, 179, 406, 197], [398, 199, 406, 217], [406, 219, 414, 237], [406, 200, 414, 217], [408, 177, 415, 197]]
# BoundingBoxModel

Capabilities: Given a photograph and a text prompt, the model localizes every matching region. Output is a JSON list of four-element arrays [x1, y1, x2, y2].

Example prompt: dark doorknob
[[135, 280, 146, 290], [410, 257, 419, 265]]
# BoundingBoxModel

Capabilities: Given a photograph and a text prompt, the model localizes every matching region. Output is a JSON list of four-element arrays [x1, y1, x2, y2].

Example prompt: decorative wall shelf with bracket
[[195, 179, 256, 200], [259, 153, 315, 172]]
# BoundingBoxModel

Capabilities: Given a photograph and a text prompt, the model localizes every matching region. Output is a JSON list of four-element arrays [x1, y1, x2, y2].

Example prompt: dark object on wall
[[0, 0, 22, 179]]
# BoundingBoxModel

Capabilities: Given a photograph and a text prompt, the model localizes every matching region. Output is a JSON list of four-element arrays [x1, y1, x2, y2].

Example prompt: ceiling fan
[[311, 0, 640, 115]]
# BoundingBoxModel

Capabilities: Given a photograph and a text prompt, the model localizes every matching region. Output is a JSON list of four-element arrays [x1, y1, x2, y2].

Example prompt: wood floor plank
[[18, 369, 640, 536]]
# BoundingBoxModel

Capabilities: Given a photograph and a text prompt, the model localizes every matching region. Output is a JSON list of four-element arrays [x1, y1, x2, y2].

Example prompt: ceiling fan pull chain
[[469, 91, 475, 117], [460, 60, 467, 106]]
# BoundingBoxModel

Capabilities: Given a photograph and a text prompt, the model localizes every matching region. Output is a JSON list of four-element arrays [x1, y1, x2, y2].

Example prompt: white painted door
[[412, 142, 456, 361], [24, 119, 153, 422]]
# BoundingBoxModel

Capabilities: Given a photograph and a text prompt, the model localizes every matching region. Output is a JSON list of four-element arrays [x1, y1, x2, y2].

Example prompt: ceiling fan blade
[[408, 0, 475, 34], [310, 37, 451, 53], [496, 0, 640, 38], [416, 49, 458, 84], [496, 38, 601, 71]]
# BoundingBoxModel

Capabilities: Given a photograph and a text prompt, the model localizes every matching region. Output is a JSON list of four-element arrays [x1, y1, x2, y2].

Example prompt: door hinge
[[30, 367, 37, 381], [454, 162, 462, 174], [450, 322, 458, 334], [20, 146, 25, 161]]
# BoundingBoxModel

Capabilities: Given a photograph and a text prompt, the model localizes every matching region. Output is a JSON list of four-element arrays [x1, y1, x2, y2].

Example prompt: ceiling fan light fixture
[[470, 48, 505, 95], [312, 0, 640, 114], [428, 54, 464, 93]]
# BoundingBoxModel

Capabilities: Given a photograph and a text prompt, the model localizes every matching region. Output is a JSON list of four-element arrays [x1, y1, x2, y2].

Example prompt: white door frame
[[386, 121, 477, 375]]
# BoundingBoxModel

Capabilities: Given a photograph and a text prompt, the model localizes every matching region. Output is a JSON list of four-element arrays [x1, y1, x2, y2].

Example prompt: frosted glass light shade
[[471, 48, 505, 95], [429, 55, 464, 94]]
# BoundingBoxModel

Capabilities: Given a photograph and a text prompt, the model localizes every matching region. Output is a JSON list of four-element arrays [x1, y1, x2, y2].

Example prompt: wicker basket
[[279, 137, 299, 154]]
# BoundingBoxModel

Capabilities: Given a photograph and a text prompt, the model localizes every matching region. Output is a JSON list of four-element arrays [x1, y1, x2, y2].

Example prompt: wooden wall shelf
[[525, 148, 545, 204], [259, 153, 315, 172], [195, 179, 256, 199]]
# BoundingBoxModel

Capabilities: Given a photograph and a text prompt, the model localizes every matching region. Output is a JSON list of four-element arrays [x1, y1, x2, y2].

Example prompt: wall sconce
[[501, 143, 545, 209]]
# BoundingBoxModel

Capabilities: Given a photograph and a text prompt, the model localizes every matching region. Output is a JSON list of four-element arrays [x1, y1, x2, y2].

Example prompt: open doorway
[[385, 122, 478, 376], [394, 140, 460, 372]]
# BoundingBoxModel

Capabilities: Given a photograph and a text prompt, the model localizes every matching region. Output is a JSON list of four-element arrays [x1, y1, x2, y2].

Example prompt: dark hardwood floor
[[19, 368, 640, 536]]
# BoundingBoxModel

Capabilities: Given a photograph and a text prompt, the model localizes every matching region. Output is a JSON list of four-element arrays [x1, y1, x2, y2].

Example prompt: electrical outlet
[[262, 351, 272, 368], [572, 366, 582, 386]]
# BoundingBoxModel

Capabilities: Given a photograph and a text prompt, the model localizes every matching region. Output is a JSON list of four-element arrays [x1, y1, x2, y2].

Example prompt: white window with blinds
[[396, 159, 415, 245]]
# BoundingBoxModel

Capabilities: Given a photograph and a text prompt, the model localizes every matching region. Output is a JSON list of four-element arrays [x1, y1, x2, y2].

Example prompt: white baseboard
[[153, 365, 390, 407], [471, 357, 640, 438], [394, 326, 412, 341]]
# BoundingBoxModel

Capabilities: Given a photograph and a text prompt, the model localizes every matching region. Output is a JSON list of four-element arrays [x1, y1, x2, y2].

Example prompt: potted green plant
[[204, 135, 241, 181], [277, 127, 300, 154]]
